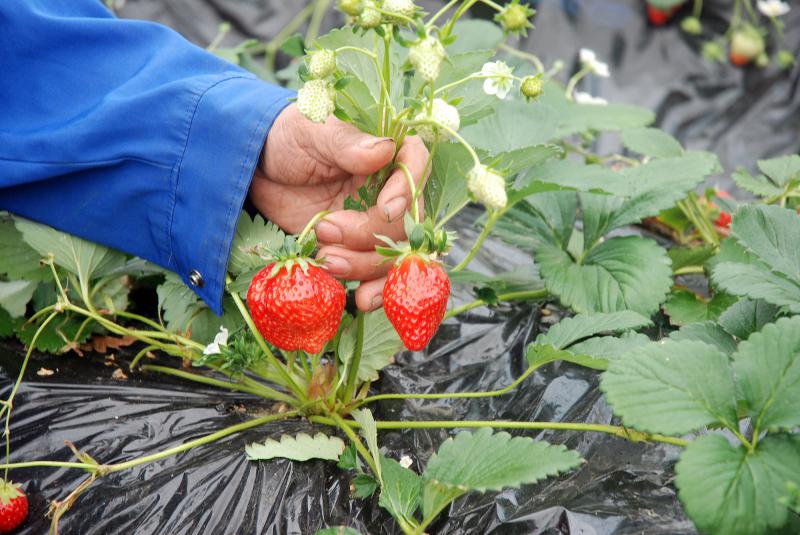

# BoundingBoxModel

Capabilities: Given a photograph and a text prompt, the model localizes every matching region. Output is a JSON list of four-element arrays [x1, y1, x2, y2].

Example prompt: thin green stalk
[[264, 2, 317, 70], [451, 211, 500, 272], [207, 22, 231, 51], [434, 73, 521, 96], [129, 344, 160, 371], [498, 43, 545, 73], [355, 364, 540, 407], [692, 0, 704, 18], [442, 0, 479, 37], [435, 199, 469, 230], [443, 289, 548, 320], [312, 416, 690, 447], [427, 0, 460, 27], [329, 412, 381, 478], [226, 275, 307, 402], [342, 311, 366, 402], [394, 162, 420, 223], [403, 119, 480, 166], [297, 210, 331, 243], [4, 312, 59, 479], [564, 65, 592, 100], [673, 265, 706, 276], [140, 364, 295, 404], [305, 0, 330, 43]]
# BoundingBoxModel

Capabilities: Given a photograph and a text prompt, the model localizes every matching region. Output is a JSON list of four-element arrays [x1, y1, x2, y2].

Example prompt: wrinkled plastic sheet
[[3, 0, 799, 533]]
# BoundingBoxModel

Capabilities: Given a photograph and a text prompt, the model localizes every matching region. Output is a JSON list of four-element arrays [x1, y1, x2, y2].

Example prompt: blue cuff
[[170, 76, 294, 314]]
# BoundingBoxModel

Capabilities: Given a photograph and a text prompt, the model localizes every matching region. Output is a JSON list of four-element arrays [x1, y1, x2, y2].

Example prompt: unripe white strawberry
[[357, 0, 382, 28], [307, 49, 337, 79], [297, 79, 335, 124], [408, 36, 446, 82], [338, 0, 364, 16], [414, 99, 460, 144], [382, 0, 416, 25], [467, 164, 507, 211], [520, 76, 543, 101]]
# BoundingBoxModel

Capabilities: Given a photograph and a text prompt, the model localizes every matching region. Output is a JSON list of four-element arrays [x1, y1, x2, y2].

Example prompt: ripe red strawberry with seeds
[[383, 254, 450, 351], [714, 211, 732, 232], [0, 479, 27, 534], [247, 261, 345, 354]]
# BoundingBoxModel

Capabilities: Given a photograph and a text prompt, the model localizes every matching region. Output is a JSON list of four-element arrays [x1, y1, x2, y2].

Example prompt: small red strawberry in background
[[247, 237, 345, 354], [714, 211, 732, 230], [646, 1, 683, 26], [0, 479, 27, 534], [729, 25, 765, 66], [384, 254, 450, 351]]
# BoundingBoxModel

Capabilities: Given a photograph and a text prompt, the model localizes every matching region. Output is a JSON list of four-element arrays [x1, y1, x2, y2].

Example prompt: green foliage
[[314, 528, 362, 535], [602, 339, 738, 435], [675, 434, 800, 535], [668, 321, 738, 355], [621, 127, 683, 158], [663, 289, 736, 326], [712, 205, 800, 312], [0, 281, 37, 318], [351, 409, 381, 482], [245, 432, 345, 462], [0, 215, 49, 281], [378, 456, 422, 530], [732, 154, 800, 199], [228, 212, 285, 276], [338, 309, 403, 382], [718, 298, 779, 340]]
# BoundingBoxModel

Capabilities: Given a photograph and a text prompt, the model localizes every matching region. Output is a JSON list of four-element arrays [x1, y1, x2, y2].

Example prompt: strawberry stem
[[296, 209, 331, 244], [451, 210, 500, 272], [342, 311, 366, 402]]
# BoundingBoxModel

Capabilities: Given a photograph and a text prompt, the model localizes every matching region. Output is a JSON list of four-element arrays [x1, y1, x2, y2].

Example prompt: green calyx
[[0, 479, 23, 505], [375, 213, 454, 262], [496, 1, 536, 36], [259, 235, 320, 278], [520, 75, 544, 101]]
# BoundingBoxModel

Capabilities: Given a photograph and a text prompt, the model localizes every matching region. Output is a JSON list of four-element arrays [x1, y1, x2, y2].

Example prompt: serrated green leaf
[[718, 298, 779, 339], [732, 316, 800, 432], [351, 409, 381, 482], [668, 321, 738, 355], [663, 289, 736, 326], [536, 236, 672, 316], [447, 20, 504, 54], [338, 308, 403, 382], [379, 456, 422, 528], [245, 432, 345, 462], [0, 280, 37, 318], [352, 473, 379, 498], [535, 311, 652, 349], [621, 127, 683, 158], [675, 434, 800, 535], [448, 265, 544, 295], [228, 212, 285, 276], [279, 34, 305, 57], [556, 102, 654, 137], [601, 339, 738, 435], [668, 245, 716, 272], [0, 307, 14, 338], [0, 216, 49, 281], [14, 313, 90, 353], [15, 217, 127, 297], [489, 145, 563, 177], [461, 100, 559, 155], [567, 332, 651, 362], [732, 167, 784, 197], [421, 428, 581, 519], [424, 142, 472, 222], [757, 154, 800, 185]]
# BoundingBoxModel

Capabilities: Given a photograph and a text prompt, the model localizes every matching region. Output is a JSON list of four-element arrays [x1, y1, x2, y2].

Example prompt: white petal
[[483, 78, 499, 95], [594, 61, 610, 77], [213, 326, 229, 346], [573, 91, 607, 105], [579, 48, 596, 64], [758, 0, 790, 16], [203, 342, 221, 356], [495, 83, 511, 99], [480, 61, 499, 76], [399, 455, 413, 469]]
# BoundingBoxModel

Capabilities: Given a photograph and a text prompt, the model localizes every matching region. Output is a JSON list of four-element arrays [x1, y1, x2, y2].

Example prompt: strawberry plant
[[1, 2, 799, 534]]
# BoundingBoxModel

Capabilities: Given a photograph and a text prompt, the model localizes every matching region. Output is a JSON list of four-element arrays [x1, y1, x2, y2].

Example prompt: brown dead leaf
[[36, 367, 55, 377], [81, 335, 137, 354], [112, 368, 128, 381]]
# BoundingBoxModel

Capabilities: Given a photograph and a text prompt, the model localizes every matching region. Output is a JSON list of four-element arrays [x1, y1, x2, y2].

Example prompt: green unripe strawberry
[[307, 49, 337, 79], [297, 79, 335, 123], [414, 99, 460, 144], [408, 36, 446, 82], [338, 0, 364, 16], [777, 50, 795, 69], [467, 164, 507, 211], [681, 16, 702, 35], [382, 0, 416, 25], [520, 76, 544, 101], [755, 52, 769, 68], [496, 1, 535, 36]]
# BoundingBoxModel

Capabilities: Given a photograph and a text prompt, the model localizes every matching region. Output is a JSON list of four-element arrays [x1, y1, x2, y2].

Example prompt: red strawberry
[[715, 211, 732, 230], [247, 262, 345, 354], [383, 255, 450, 351], [646, 2, 682, 26], [0, 479, 27, 534]]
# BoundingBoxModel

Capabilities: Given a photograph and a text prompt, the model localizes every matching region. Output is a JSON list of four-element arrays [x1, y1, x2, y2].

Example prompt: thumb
[[309, 116, 396, 176]]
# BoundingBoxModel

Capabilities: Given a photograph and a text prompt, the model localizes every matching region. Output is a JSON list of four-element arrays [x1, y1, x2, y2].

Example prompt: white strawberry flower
[[414, 99, 460, 144], [307, 49, 337, 79], [757, 0, 790, 17], [203, 326, 229, 355], [297, 79, 335, 123], [579, 48, 610, 77], [467, 164, 507, 211], [409, 36, 446, 82], [399, 455, 413, 469], [480, 61, 515, 99], [573, 91, 608, 105]]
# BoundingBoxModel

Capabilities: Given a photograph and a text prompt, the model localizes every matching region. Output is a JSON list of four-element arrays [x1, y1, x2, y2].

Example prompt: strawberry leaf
[[245, 432, 345, 462], [620, 127, 683, 158], [378, 456, 422, 529], [0, 280, 37, 318], [338, 308, 403, 382], [663, 289, 736, 326], [717, 298, 779, 340]]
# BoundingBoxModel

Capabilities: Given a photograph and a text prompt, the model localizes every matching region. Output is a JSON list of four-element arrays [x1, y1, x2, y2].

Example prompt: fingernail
[[315, 221, 342, 244], [369, 294, 383, 310], [359, 137, 393, 149], [383, 197, 407, 222], [322, 255, 351, 277]]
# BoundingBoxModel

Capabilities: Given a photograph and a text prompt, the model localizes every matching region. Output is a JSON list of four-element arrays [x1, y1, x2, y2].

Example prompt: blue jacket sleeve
[[0, 0, 294, 315]]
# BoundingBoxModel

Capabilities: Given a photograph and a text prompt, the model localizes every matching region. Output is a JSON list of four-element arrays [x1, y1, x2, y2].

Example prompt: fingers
[[317, 245, 392, 281], [354, 278, 386, 312], [315, 136, 429, 250]]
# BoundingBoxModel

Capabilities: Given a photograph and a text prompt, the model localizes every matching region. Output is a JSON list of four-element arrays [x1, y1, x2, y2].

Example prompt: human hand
[[250, 104, 428, 311]]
